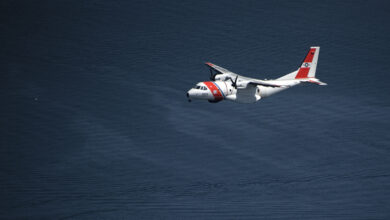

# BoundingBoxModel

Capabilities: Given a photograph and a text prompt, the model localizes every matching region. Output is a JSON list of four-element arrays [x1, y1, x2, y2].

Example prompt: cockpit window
[[193, 85, 208, 90]]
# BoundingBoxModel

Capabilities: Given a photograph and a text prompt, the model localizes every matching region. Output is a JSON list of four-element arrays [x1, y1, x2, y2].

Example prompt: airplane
[[186, 46, 326, 103]]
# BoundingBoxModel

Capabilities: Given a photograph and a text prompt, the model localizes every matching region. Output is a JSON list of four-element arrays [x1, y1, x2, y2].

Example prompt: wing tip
[[205, 62, 214, 67]]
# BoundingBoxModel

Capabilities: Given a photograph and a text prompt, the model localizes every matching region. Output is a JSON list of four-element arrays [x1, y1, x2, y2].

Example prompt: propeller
[[230, 76, 238, 89]]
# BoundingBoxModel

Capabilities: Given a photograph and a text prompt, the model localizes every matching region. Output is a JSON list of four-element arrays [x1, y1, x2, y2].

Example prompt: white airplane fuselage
[[187, 80, 291, 103]]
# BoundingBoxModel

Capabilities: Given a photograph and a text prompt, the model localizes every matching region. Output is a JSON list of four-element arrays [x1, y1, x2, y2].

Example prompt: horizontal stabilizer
[[300, 78, 327, 86]]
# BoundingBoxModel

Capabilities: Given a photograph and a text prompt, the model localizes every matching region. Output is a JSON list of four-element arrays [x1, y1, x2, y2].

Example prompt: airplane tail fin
[[296, 46, 320, 79], [277, 46, 326, 85]]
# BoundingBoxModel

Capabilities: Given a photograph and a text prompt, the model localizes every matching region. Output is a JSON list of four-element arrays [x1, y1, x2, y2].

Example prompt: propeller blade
[[230, 76, 238, 88], [209, 69, 215, 81]]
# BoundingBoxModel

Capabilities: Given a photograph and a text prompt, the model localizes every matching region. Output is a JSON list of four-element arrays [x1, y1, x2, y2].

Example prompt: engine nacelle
[[214, 74, 230, 81], [236, 81, 249, 89]]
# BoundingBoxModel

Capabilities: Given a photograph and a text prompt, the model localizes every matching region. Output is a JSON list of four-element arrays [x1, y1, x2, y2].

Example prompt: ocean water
[[1, 0, 390, 219]]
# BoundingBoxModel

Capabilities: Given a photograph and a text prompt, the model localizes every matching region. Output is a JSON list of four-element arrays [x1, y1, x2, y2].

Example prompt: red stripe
[[295, 67, 310, 79], [304, 48, 316, 63], [203, 81, 223, 101], [295, 48, 316, 79]]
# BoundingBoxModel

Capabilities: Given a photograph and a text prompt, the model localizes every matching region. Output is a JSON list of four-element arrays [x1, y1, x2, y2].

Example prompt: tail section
[[295, 46, 320, 79], [277, 46, 326, 85]]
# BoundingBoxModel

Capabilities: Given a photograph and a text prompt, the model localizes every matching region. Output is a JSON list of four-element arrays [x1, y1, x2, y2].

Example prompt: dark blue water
[[1, 0, 390, 219]]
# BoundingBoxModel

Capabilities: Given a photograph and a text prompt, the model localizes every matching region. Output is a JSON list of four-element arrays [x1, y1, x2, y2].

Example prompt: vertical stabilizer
[[295, 46, 320, 79], [277, 47, 321, 81]]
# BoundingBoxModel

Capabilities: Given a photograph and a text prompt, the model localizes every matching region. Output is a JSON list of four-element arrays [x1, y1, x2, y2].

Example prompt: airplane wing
[[205, 62, 237, 76], [206, 62, 284, 88], [247, 80, 283, 88]]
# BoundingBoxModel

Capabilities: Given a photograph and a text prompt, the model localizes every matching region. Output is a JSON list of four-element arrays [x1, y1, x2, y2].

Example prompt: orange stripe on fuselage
[[204, 81, 223, 101]]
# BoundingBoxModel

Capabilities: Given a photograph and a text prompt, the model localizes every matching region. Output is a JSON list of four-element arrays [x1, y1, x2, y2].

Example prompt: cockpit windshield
[[193, 85, 208, 90]]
